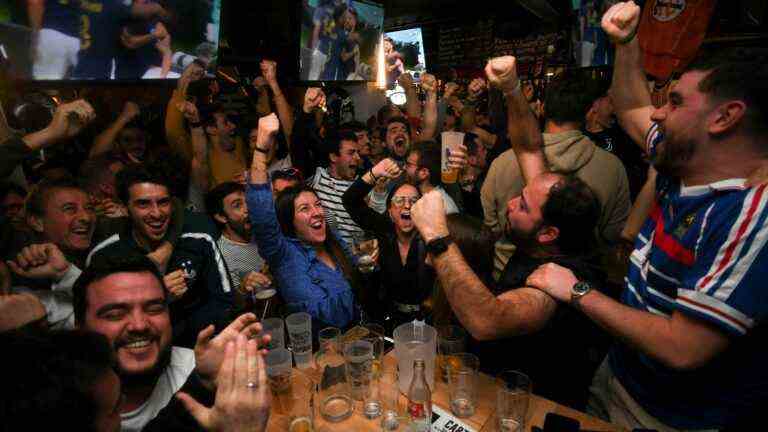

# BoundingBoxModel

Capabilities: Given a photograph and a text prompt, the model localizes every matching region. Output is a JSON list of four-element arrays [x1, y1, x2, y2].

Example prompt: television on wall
[[383, 27, 426, 86], [0, 0, 222, 81], [299, 0, 384, 82]]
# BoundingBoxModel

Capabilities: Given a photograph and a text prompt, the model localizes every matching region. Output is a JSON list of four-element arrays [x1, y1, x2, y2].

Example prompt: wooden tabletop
[[266, 352, 624, 432]]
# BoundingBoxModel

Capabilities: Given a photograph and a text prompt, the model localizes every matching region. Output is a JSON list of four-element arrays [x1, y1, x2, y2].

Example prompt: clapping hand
[[193, 313, 269, 390], [178, 335, 270, 432], [601, 1, 641, 44]]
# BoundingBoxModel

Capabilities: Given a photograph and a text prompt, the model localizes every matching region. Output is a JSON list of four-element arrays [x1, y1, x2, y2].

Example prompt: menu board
[[436, 19, 494, 68], [492, 31, 569, 77]]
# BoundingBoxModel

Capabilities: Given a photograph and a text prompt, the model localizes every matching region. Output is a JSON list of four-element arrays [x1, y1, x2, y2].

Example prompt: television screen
[[0, 0, 221, 81], [383, 27, 426, 86], [299, 0, 384, 82]]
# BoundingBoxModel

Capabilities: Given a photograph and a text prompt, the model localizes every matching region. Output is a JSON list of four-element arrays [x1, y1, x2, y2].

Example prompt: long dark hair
[[275, 185, 357, 284]]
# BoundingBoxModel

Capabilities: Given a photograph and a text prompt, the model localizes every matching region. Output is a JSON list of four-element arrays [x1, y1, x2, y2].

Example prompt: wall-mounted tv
[[0, 0, 221, 81], [299, 0, 384, 82], [383, 27, 426, 86]]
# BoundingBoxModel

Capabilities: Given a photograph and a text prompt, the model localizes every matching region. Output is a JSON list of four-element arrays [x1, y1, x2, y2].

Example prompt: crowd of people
[[1, 1, 767, 431]]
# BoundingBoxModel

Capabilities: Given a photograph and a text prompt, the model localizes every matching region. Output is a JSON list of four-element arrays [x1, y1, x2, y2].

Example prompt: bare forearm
[[190, 128, 210, 191], [22, 127, 57, 152], [420, 93, 438, 140], [255, 90, 271, 117], [433, 245, 554, 340], [92, 116, 130, 157], [159, 51, 172, 78], [610, 38, 654, 146], [505, 86, 546, 182], [621, 168, 656, 243], [404, 87, 421, 119], [27, 0, 44, 30], [579, 290, 727, 370], [270, 84, 294, 144]]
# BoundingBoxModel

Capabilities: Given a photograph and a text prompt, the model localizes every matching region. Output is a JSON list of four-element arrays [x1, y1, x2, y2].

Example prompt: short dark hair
[[25, 176, 84, 218], [340, 121, 368, 134], [78, 155, 122, 193], [0, 181, 27, 202], [686, 49, 768, 140], [324, 129, 359, 157], [409, 140, 442, 187], [541, 175, 600, 255], [74, 253, 166, 326], [463, 132, 481, 157], [115, 164, 171, 205], [544, 76, 594, 125], [0, 329, 114, 432], [206, 181, 244, 227], [382, 116, 411, 138]]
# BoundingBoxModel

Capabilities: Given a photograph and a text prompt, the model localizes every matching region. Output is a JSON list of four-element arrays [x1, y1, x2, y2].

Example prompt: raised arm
[[342, 159, 402, 234], [417, 73, 439, 142], [289, 88, 326, 178], [399, 73, 421, 120], [261, 60, 294, 146], [91, 101, 140, 158], [26, 0, 44, 31], [166, 63, 205, 161], [180, 102, 211, 192], [621, 166, 657, 243], [485, 56, 547, 184], [603, 1, 654, 148], [411, 191, 557, 340]]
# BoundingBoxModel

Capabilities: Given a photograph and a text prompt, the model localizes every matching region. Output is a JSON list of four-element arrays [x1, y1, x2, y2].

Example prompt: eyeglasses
[[391, 196, 419, 207]]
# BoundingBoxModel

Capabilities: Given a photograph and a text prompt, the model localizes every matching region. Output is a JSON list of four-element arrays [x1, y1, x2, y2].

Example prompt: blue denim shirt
[[246, 182, 356, 328]]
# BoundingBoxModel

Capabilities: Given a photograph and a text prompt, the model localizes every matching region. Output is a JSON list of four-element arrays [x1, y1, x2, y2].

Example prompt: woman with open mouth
[[342, 158, 435, 331], [245, 115, 359, 329]]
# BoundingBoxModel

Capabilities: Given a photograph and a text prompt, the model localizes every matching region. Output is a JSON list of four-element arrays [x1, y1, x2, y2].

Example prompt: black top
[[584, 125, 648, 200], [471, 252, 610, 410], [342, 178, 435, 308]]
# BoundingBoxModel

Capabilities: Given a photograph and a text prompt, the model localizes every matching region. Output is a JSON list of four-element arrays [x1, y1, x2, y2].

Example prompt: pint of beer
[[441, 131, 465, 184]]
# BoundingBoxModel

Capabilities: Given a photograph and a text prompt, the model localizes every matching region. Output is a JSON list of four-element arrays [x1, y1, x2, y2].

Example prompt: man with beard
[[87, 165, 233, 347], [410, 170, 605, 408], [292, 94, 365, 246], [72, 253, 269, 431], [206, 181, 271, 298], [496, 3, 768, 429], [405, 140, 462, 214]]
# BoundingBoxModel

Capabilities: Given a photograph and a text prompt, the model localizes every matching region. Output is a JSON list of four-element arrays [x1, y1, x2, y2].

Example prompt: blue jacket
[[246, 182, 357, 328]]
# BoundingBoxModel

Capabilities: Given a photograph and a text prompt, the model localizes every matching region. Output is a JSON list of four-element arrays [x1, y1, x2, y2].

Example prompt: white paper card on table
[[431, 404, 477, 432]]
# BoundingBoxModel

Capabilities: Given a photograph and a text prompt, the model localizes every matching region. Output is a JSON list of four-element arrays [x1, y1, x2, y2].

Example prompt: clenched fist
[[371, 158, 402, 180], [420, 73, 437, 94], [410, 190, 449, 244], [260, 60, 278, 85], [484, 56, 519, 94], [467, 78, 487, 101], [601, 1, 641, 44], [257, 113, 280, 137], [398, 72, 414, 88], [303, 88, 326, 114]]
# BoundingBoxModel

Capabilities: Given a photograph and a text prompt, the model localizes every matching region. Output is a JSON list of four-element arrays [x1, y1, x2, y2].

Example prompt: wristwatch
[[571, 280, 593, 307], [425, 235, 453, 257]]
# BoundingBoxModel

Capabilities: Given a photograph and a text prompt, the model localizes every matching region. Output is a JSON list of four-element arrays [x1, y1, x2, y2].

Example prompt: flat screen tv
[[383, 27, 426, 86], [299, 0, 384, 82], [0, 0, 221, 81]]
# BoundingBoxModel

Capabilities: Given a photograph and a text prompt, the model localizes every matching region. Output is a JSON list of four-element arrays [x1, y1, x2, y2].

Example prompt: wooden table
[[266, 352, 624, 431]]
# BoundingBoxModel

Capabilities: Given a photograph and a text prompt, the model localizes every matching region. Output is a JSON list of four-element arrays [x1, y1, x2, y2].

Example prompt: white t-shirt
[[437, 186, 460, 214], [120, 347, 196, 432]]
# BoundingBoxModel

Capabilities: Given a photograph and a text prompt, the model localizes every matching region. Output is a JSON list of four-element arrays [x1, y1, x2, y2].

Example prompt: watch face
[[573, 281, 591, 295]]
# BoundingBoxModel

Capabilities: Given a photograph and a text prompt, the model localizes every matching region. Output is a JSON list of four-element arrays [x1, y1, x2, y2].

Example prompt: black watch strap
[[425, 235, 453, 257]]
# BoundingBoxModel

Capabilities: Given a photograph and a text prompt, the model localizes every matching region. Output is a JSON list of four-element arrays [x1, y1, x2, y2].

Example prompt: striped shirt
[[217, 235, 265, 292], [609, 122, 768, 429], [308, 167, 363, 246]]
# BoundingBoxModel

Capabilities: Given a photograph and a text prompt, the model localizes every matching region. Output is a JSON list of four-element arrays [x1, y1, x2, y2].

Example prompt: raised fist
[[258, 113, 280, 137], [180, 101, 200, 124], [467, 78, 487, 100], [601, 1, 641, 44], [420, 73, 437, 93], [260, 60, 277, 84], [48, 100, 96, 141], [303, 88, 326, 114], [252, 76, 268, 89], [371, 158, 402, 180], [398, 72, 414, 88], [443, 82, 460, 99], [484, 56, 519, 94], [121, 101, 141, 122]]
